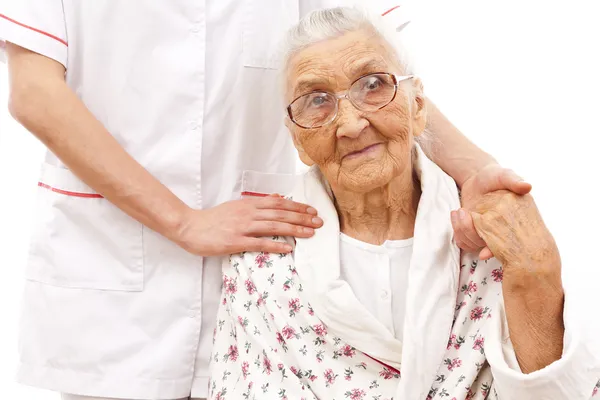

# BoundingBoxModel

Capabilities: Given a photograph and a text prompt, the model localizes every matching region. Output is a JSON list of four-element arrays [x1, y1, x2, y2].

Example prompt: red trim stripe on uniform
[[241, 191, 269, 198], [0, 13, 68, 46], [38, 182, 103, 198], [381, 5, 401, 16]]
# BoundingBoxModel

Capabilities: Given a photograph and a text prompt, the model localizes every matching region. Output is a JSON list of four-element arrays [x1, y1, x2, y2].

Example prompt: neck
[[332, 169, 421, 245]]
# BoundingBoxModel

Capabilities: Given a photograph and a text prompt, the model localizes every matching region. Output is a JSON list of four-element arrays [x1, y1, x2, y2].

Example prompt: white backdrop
[[1, 1, 599, 399]]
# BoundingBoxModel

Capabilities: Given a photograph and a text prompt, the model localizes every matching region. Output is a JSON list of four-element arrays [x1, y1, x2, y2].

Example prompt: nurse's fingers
[[254, 196, 318, 216], [241, 237, 294, 254], [246, 221, 316, 239], [455, 209, 486, 248], [254, 209, 323, 229], [450, 211, 480, 252]]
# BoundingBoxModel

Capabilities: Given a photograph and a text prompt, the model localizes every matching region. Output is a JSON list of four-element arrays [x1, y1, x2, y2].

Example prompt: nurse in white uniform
[[0, 1, 530, 399]]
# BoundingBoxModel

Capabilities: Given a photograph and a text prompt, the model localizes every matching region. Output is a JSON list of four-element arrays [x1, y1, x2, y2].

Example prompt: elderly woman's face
[[285, 29, 426, 193]]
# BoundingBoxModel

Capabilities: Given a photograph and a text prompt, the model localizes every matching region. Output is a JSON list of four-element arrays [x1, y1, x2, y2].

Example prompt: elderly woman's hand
[[469, 190, 562, 289], [451, 164, 532, 260]]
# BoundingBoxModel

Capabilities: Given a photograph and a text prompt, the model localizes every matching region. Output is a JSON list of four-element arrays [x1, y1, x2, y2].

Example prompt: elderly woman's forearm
[[503, 278, 565, 374], [423, 98, 496, 187]]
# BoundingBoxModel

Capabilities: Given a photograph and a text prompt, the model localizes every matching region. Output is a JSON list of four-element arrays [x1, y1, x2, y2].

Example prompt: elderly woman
[[209, 7, 599, 400]]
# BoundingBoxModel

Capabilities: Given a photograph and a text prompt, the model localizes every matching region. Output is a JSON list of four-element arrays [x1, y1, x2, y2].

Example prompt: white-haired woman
[[209, 7, 600, 400]]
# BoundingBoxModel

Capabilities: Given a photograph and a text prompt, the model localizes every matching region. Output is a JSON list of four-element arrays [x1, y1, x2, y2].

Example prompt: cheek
[[299, 130, 338, 164]]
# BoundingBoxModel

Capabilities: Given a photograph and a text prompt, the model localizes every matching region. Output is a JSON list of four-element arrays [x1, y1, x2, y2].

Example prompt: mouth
[[343, 143, 383, 160]]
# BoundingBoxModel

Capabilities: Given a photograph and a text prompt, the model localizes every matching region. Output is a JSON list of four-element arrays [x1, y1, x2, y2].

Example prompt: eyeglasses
[[286, 72, 414, 129]]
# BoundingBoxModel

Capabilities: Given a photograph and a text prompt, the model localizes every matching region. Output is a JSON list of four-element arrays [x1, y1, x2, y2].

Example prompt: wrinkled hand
[[174, 195, 323, 256], [470, 190, 562, 287], [451, 164, 532, 260]]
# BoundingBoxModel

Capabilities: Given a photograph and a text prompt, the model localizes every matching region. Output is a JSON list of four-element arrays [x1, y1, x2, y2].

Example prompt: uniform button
[[190, 121, 200, 131], [190, 24, 201, 33], [381, 290, 389, 299]]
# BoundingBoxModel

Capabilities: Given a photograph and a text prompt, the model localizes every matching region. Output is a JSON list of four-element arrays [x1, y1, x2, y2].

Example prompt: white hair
[[281, 6, 437, 152], [281, 6, 416, 77]]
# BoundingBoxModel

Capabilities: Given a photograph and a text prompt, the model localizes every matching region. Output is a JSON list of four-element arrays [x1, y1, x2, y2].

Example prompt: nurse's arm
[[6, 43, 321, 256], [421, 98, 497, 188]]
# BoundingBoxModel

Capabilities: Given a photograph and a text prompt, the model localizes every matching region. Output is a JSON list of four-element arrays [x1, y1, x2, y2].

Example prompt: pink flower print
[[288, 298, 302, 317], [379, 367, 396, 380], [466, 388, 476, 400], [344, 388, 367, 399], [461, 280, 478, 297], [342, 344, 356, 358], [278, 363, 284, 370], [226, 345, 239, 362], [263, 354, 273, 375], [447, 334, 456, 350], [256, 291, 268, 307], [473, 336, 485, 354], [481, 382, 491, 397], [470, 306, 484, 321], [282, 325, 297, 340], [290, 366, 298, 375], [469, 260, 478, 274], [324, 368, 338, 387], [308, 305, 315, 316], [222, 297, 227, 305], [223, 276, 237, 295], [313, 323, 327, 336], [242, 361, 250, 380], [592, 379, 600, 396], [245, 279, 257, 295], [444, 357, 462, 371], [255, 252, 272, 268], [309, 373, 318, 381], [491, 268, 503, 282]]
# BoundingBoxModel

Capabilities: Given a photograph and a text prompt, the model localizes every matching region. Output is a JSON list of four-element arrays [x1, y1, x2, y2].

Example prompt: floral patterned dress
[[210, 248, 505, 400]]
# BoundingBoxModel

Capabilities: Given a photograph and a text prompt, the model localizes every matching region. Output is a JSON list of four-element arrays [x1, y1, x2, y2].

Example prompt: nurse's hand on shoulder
[[451, 164, 532, 260], [173, 194, 323, 256]]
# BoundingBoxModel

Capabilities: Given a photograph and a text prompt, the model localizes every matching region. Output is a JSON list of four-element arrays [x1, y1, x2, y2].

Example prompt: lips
[[343, 143, 382, 159]]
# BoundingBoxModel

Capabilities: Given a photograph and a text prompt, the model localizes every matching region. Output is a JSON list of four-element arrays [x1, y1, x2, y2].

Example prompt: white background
[[1, 1, 599, 399]]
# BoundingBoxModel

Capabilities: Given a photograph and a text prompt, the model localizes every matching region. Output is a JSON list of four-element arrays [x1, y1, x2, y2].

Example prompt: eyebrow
[[293, 76, 332, 98], [348, 59, 389, 77]]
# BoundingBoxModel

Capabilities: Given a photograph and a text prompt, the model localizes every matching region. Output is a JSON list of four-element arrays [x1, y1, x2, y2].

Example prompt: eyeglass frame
[[286, 72, 415, 129]]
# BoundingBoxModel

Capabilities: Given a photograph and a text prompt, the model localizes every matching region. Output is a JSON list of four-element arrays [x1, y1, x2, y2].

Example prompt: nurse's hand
[[451, 164, 532, 260], [173, 195, 323, 256]]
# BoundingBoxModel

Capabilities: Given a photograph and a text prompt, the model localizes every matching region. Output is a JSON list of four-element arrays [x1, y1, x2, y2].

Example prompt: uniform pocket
[[26, 163, 144, 291], [240, 170, 296, 198], [242, 0, 299, 69]]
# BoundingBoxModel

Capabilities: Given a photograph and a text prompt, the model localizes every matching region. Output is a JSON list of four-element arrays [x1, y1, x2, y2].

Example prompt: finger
[[479, 247, 494, 260], [451, 211, 480, 252], [247, 221, 316, 238], [256, 196, 318, 216], [240, 237, 293, 254], [500, 169, 532, 195], [255, 209, 323, 228], [456, 209, 486, 248]]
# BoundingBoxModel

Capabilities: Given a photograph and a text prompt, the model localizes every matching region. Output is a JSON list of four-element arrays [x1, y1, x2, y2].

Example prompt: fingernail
[[451, 211, 457, 224], [458, 209, 466, 220], [312, 217, 323, 225], [303, 227, 314, 234], [307, 207, 317, 215]]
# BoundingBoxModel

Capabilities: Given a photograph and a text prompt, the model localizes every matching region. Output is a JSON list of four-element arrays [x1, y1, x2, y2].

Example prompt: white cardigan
[[209, 147, 599, 399]]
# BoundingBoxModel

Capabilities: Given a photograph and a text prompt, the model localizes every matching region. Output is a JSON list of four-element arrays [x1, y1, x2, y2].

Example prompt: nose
[[335, 98, 369, 139]]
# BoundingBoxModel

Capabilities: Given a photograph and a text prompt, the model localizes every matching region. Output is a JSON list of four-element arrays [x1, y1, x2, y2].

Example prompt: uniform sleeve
[[0, 0, 67, 67], [485, 295, 600, 399]]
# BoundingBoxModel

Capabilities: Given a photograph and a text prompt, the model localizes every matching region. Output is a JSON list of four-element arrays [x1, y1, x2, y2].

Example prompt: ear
[[410, 78, 427, 136], [285, 117, 315, 166]]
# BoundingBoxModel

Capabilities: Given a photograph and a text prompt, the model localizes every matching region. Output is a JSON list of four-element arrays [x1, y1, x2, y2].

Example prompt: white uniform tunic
[[0, 0, 404, 398]]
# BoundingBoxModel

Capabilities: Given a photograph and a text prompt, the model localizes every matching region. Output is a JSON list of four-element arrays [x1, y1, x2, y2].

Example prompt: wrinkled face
[[285, 29, 426, 193]]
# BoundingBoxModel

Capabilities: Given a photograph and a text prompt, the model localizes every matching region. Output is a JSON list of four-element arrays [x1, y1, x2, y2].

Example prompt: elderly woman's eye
[[363, 76, 384, 91], [307, 93, 331, 108]]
